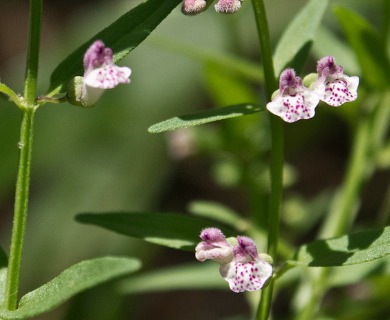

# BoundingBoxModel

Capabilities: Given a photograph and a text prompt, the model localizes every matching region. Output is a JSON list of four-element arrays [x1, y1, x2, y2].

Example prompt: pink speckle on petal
[[84, 65, 131, 89], [220, 259, 272, 293], [316, 76, 359, 107], [266, 90, 319, 123]]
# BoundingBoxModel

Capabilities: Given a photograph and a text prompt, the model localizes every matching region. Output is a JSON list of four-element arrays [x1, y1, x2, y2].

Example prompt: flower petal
[[266, 90, 320, 123], [84, 65, 131, 89], [315, 76, 359, 107], [220, 258, 272, 293]]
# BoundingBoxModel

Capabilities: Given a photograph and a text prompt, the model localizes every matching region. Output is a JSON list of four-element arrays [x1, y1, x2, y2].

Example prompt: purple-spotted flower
[[215, 0, 242, 13], [266, 69, 320, 123], [182, 0, 207, 15], [314, 56, 359, 107], [195, 228, 273, 293], [67, 40, 131, 108]]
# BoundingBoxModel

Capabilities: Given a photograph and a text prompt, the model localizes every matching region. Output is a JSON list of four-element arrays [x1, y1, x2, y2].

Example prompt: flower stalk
[[251, 0, 283, 319]]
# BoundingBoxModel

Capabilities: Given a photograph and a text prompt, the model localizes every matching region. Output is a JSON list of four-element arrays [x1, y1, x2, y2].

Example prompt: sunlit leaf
[[292, 226, 390, 267], [76, 212, 235, 251], [148, 104, 263, 133], [273, 0, 328, 75], [119, 262, 226, 294], [0, 257, 141, 320], [335, 6, 390, 88], [48, 0, 182, 95]]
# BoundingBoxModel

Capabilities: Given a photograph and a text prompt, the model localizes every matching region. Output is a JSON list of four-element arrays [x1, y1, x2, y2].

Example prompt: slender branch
[[251, 0, 284, 319], [0, 84, 25, 109], [4, 109, 36, 310], [4, 0, 42, 310], [23, 0, 42, 105]]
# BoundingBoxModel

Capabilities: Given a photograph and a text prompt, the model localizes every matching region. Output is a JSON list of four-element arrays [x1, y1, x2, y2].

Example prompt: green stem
[[4, 0, 42, 310], [4, 109, 36, 310], [251, 0, 284, 319], [0, 84, 25, 109], [23, 0, 42, 105]]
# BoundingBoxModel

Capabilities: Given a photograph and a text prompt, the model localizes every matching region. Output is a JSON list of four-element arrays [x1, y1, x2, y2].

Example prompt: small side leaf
[[292, 226, 390, 267], [76, 212, 235, 251], [48, 0, 182, 94], [0, 257, 141, 320], [119, 262, 226, 294], [273, 0, 328, 75], [148, 104, 263, 133]]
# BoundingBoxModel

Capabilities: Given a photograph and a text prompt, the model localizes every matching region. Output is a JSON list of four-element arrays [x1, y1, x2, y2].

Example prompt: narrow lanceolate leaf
[[48, 0, 182, 95], [0, 246, 7, 308], [273, 0, 328, 76], [119, 262, 226, 294], [292, 226, 390, 267], [148, 104, 263, 133], [0, 257, 141, 320], [76, 212, 235, 251], [334, 6, 390, 89]]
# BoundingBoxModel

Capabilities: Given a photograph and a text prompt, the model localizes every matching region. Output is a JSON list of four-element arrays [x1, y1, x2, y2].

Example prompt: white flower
[[314, 56, 359, 107], [195, 228, 272, 292], [68, 40, 131, 108], [266, 69, 320, 123]]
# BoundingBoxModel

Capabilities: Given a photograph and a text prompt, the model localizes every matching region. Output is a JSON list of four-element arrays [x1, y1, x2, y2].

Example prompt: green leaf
[[119, 262, 226, 294], [151, 36, 263, 84], [75, 212, 235, 251], [48, 0, 182, 95], [292, 226, 390, 267], [273, 0, 328, 76], [0, 246, 7, 308], [0, 257, 140, 320], [148, 103, 263, 133], [188, 200, 247, 230], [334, 6, 390, 89]]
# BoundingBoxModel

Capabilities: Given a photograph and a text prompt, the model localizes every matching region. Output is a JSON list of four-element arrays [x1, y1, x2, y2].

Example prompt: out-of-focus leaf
[[330, 258, 387, 287], [152, 37, 263, 84], [188, 200, 248, 231], [313, 27, 360, 75], [0, 257, 141, 320], [273, 0, 328, 75], [335, 6, 390, 89], [148, 104, 263, 133], [76, 212, 235, 251], [119, 262, 226, 294], [291, 226, 390, 267], [48, 0, 182, 95], [0, 246, 7, 308]]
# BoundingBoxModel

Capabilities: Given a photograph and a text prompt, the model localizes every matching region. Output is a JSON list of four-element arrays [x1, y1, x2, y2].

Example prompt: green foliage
[[335, 6, 390, 89], [0, 257, 140, 320], [292, 226, 390, 267], [148, 104, 263, 133], [76, 212, 235, 251], [273, 0, 329, 75], [119, 262, 226, 294], [48, 0, 182, 95]]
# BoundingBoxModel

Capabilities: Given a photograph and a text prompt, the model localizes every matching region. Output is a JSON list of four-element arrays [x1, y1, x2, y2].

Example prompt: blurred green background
[[1, 0, 389, 319]]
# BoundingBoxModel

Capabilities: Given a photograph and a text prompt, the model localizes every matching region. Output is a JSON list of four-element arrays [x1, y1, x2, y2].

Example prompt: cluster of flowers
[[267, 56, 359, 123], [182, 0, 243, 15], [195, 228, 273, 292]]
